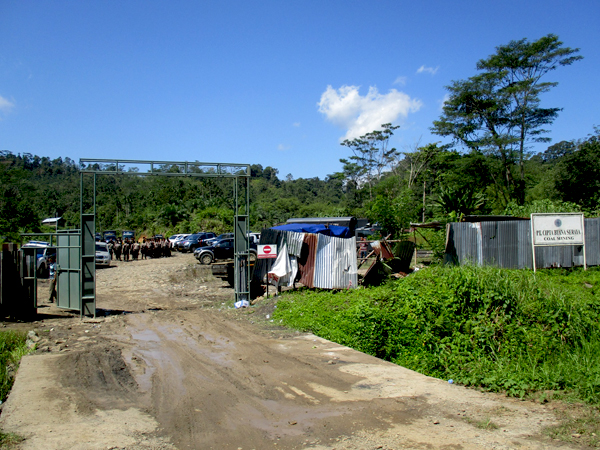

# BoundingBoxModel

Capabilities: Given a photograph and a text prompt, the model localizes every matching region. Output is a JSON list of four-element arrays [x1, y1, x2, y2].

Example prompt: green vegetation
[[273, 265, 600, 404], [0, 430, 24, 448], [0, 331, 29, 402], [0, 331, 29, 448]]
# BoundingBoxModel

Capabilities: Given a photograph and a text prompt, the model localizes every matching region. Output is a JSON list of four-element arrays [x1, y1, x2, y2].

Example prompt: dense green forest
[[1, 34, 598, 242]]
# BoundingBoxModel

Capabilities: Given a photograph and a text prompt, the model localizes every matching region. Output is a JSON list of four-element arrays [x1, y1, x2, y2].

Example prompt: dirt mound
[[57, 346, 139, 413]]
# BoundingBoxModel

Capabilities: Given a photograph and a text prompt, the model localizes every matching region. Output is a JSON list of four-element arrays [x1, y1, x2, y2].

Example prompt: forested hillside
[[1, 34, 598, 242]]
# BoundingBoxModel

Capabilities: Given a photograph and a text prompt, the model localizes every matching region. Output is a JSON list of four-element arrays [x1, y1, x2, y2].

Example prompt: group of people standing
[[106, 238, 172, 261]]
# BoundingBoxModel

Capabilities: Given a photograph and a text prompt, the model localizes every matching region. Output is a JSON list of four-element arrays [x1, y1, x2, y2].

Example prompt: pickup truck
[[194, 238, 257, 265]]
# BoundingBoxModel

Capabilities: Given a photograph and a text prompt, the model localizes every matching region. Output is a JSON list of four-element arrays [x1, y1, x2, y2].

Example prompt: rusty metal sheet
[[298, 233, 318, 288], [370, 240, 394, 260]]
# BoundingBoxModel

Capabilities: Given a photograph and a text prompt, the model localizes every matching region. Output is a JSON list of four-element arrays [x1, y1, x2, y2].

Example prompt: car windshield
[[188, 234, 201, 239], [96, 244, 108, 252]]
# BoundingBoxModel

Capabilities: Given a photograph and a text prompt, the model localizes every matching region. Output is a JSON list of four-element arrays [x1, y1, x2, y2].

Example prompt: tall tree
[[340, 123, 400, 200], [433, 34, 582, 205]]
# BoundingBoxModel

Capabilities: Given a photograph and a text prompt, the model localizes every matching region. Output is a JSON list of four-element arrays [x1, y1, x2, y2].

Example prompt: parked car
[[22, 241, 56, 278], [95, 242, 111, 267], [168, 234, 183, 244], [194, 238, 257, 265], [177, 232, 216, 252], [170, 234, 190, 247], [204, 233, 234, 247], [355, 223, 382, 237]]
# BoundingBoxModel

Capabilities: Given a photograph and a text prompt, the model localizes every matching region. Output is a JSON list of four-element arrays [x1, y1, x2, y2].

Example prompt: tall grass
[[0, 331, 29, 402], [273, 266, 600, 403]]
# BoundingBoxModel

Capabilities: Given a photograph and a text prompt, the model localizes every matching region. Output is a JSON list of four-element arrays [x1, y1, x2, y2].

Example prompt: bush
[[0, 331, 29, 402]]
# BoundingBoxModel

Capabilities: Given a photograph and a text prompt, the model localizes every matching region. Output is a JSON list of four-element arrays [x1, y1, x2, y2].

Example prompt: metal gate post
[[233, 175, 251, 303], [81, 214, 96, 317], [19, 247, 37, 318]]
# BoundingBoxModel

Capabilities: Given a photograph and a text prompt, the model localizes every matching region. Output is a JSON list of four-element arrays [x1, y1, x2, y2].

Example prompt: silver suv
[[22, 241, 57, 278]]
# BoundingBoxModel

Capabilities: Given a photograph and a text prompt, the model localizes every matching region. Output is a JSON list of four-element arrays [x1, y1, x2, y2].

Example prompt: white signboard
[[530, 213, 586, 272], [531, 213, 585, 246], [257, 244, 277, 259]]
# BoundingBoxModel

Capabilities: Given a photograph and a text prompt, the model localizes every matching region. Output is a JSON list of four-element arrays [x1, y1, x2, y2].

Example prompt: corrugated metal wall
[[446, 218, 600, 269], [313, 235, 357, 289]]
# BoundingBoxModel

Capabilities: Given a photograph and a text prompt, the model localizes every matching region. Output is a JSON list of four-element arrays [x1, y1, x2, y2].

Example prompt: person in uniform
[[107, 240, 114, 260], [48, 255, 57, 303], [132, 241, 140, 260], [114, 239, 122, 261], [123, 239, 130, 261], [148, 239, 155, 258]]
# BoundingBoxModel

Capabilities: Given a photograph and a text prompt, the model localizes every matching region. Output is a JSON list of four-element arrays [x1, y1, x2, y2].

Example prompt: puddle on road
[[125, 314, 236, 391], [131, 329, 161, 342]]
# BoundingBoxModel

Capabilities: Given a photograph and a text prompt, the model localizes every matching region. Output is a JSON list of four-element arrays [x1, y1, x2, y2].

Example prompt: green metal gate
[[54, 215, 96, 316], [56, 230, 81, 311]]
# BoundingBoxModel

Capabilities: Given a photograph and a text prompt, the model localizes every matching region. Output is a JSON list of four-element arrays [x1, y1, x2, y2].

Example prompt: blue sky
[[1, 1, 598, 180]]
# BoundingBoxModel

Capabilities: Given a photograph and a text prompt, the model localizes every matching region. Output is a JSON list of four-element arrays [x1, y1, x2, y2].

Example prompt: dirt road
[[0, 253, 578, 449]]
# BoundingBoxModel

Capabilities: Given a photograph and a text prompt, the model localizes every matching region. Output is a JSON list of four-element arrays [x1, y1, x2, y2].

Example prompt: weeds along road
[[0, 253, 578, 449]]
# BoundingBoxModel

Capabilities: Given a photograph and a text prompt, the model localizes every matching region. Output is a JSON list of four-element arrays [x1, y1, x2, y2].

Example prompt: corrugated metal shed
[[255, 229, 357, 290], [313, 235, 357, 289], [446, 218, 600, 269]]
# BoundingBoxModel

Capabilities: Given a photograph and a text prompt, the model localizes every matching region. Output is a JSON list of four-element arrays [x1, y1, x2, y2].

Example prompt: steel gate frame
[[79, 159, 251, 316]]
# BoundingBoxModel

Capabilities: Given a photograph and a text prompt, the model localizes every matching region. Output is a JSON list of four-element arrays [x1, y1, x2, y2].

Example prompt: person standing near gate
[[132, 240, 140, 260], [114, 239, 122, 261], [48, 255, 57, 303], [107, 240, 114, 260], [123, 239, 130, 261]]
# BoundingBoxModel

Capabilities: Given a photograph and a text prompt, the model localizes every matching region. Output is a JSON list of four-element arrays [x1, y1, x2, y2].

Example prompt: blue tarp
[[271, 223, 352, 238]]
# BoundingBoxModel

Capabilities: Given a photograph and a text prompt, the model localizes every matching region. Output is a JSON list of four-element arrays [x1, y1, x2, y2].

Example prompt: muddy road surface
[[0, 253, 579, 449]]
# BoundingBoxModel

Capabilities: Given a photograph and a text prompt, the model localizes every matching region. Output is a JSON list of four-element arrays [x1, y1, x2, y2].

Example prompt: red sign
[[258, 244, 277, 259]]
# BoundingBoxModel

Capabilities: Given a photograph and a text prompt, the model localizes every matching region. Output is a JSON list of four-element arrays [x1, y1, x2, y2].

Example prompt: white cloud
[[317, 85, 422, 140], [293, 122, 301, 127], [0, 95, 15, 114], [393, 76, 407, 86], [416, 65, 439, 75], [277, 144, 290, 151]]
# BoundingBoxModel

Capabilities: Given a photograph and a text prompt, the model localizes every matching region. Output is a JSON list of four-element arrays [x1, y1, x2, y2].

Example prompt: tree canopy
[[432, 34, 582, 205]]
